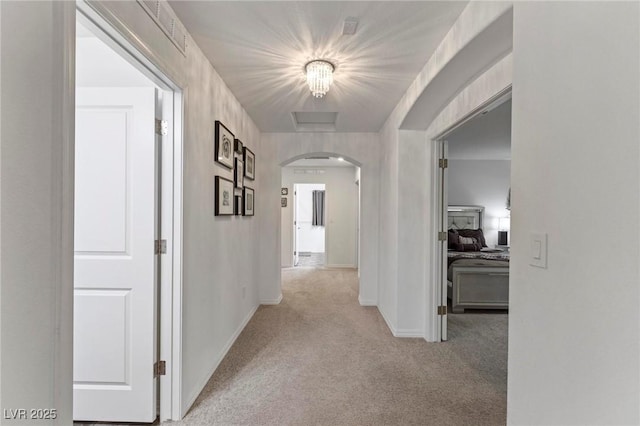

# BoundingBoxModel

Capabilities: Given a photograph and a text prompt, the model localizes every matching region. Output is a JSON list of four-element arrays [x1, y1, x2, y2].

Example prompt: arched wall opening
[[380, 4, 514, 341], [281, 152, 363, 168], [257, 134, 380, 309], [280, 153, 361, 275], [420, 55, 513, 343], [400, 8, 513, 131]]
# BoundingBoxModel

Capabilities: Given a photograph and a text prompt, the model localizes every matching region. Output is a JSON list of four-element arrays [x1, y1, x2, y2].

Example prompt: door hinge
[[439, 158, 448, 169], [155, 119, 168, 136], [154, 360, 166, 377], [155, 239, 167, 254], [438, 305, 447, 315], [438, 231, 447, 241]]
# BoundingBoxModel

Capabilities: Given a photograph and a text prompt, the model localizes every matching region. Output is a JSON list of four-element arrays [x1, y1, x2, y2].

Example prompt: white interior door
[[74, 87, 158, 422], [439, 140, 449, 341], [293, 185, 299, 266]]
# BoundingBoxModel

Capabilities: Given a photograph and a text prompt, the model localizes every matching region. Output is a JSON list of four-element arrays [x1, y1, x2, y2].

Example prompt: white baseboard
[[182, 304, 259, 415], [358, 296, 377, 306], [377, 305, 397, 336], [394, 329, 424, 338], [325, 264, 357, 269], [377, 306, 423, 338], [260, 294, 283, 305]]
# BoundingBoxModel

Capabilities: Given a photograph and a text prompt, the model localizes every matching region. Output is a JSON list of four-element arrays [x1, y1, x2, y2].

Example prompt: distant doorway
[[280, 155, 360, 272], [294, 184, 326, 267]]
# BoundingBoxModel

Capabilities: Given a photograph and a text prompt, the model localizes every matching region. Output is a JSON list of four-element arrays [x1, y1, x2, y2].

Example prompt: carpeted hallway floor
[[179, 268, 508, 426], [295, 252, 325, 267]]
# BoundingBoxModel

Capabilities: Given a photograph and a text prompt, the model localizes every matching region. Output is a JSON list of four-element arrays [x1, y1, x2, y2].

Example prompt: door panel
[[74, 289, 130, 384], [74, 109, 128, 253], [74, 87, 157, 422]]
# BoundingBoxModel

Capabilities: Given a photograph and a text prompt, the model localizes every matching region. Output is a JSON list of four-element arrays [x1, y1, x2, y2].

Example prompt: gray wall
[[448, 160, 511, 247], [446, 98, 511, 247], [508, 3, 640, 424], [0, 2, 75, 424], [447, 99, 511, 161]]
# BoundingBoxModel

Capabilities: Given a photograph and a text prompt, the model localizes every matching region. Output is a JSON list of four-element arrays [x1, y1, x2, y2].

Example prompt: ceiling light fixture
[[305, 60, 335, 98]]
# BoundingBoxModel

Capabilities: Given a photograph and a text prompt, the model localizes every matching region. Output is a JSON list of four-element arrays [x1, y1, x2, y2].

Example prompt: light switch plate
[[530, 232, 548, 268]]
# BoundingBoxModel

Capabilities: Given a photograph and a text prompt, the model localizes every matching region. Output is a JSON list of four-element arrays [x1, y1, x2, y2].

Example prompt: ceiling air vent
[[292, 112, 338, 132], [342, 18, 359, 36], [138, 0, 188, 55]]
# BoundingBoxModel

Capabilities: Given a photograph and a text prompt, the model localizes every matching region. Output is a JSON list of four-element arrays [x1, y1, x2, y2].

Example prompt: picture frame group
[[214, 120, 256, 216]]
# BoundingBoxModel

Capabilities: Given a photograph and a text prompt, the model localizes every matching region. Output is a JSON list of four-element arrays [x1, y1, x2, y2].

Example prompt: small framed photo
[[234, 138, 243, 154], [215, 176, 234, 216], [243, 186, 255, 216], [281, 187, 288, 196], [243, 147, 255, 180], [234, 158, 244, 189], [214, 121, 234, 169], [234, 195, 243, 215], [281, 197, 287, 207]]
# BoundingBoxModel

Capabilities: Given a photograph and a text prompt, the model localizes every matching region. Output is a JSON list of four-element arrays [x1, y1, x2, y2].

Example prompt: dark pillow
[[454, 242, 483, 252], [447, 229, 460, 250], [456, 228, 487, 247]]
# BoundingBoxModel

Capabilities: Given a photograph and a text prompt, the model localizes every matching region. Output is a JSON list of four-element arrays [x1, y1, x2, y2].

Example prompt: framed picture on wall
[[281, 197, 287, 207], [214, 176, 234, 216], [243, 186, 255, 216], [234, 138, 243, 154], [234, 195, 243, 215], [214, 120, 234, 169], [243, 147, 255, 180], [234, 158, 244, 189]]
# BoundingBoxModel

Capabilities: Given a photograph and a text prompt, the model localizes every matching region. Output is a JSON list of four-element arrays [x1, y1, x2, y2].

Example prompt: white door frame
[[429, 86, 512, 342], [293, 185, 299, 266], [76, 3, 184, 421]]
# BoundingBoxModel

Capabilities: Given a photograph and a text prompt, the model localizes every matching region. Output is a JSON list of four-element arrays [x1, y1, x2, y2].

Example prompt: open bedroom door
[[438, 140, 449, 341]]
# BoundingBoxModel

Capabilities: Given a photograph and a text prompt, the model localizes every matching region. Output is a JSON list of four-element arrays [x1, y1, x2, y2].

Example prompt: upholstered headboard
[[448, 205, 484, 230]]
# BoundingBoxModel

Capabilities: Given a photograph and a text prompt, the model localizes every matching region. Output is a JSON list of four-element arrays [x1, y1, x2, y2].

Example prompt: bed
[[447, 206, 509, 313]]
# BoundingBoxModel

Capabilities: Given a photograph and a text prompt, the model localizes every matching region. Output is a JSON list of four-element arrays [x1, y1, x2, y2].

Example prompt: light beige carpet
[[295, 252, 325, 267], [178, 268, 507, 426]]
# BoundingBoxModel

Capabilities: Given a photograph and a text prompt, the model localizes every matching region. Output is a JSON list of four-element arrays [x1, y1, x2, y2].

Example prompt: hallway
[[179, 268, 507, 425]]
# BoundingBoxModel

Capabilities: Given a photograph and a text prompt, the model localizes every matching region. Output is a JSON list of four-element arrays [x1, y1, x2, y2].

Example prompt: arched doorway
[[279, 153, 362, 293]]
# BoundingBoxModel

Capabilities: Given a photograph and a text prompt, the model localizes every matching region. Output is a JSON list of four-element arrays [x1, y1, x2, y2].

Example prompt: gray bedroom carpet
[[179, 268, 508, 426]]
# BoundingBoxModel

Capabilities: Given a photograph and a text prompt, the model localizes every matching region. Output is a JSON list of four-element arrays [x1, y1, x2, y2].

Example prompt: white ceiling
[[447, 99, 512, 160], [169, 1, 468, 133]]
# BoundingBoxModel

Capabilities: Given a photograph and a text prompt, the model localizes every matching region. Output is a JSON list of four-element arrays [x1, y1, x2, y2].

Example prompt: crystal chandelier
[[305, 60, 335, 98]]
